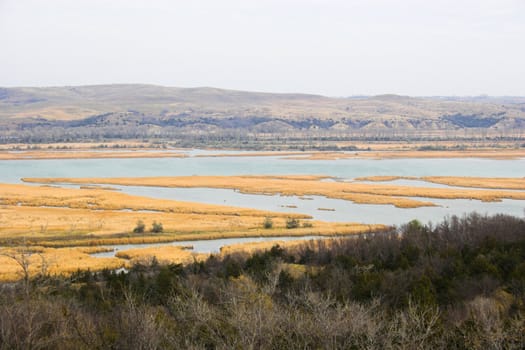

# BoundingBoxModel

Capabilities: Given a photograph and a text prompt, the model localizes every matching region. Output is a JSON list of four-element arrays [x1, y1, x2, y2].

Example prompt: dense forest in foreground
[[1, 213, 524, 349]]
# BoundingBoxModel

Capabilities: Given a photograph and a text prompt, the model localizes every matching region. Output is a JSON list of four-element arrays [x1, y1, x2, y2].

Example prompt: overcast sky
[[1, 0, 524, 96]]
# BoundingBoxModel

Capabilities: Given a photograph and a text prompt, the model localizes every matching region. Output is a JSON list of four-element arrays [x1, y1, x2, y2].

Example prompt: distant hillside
[[0, 84, 524, 144]]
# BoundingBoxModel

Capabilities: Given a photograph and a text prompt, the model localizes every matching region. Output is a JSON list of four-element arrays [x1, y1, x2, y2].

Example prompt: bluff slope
[[1, 84, 524, 144]]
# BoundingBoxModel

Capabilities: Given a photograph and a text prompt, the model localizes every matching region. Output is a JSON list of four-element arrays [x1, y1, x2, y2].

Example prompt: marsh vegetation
[[1, 213, 524, 349]]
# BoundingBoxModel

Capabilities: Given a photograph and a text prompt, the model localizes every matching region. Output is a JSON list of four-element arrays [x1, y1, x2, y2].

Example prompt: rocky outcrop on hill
[[0, 84, 523, 143]]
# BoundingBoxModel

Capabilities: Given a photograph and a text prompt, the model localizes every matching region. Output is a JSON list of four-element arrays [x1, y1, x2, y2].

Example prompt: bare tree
[[0, 240, 51, 295]]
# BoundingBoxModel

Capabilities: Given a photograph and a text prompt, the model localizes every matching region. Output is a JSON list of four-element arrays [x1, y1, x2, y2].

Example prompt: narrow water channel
[[91, 235, 326, 258]]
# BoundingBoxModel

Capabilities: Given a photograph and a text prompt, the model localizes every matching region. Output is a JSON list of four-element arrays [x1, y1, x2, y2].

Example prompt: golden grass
[[355, 176, 525, 190], [421, 176, 525, 190], [1, 183, 303, 218], [25, 175, 525, 208], [195, 151, 307, 158], [0, 182, 385, 248], [79, 185, 120, 191], [0, 223, 384, 281], [0, 205, 278, 237], [0, 150, 186, 160], [0, 223, 385, 281], [0, 246, 125, 282], [285, 152, 356, 160], [219, 239, 312, 256], [284, 149, 525, 160], [23, 176, 436, 208], [115, 246, 206, 265], [354, 176, 415, 182], [6, 171, 524, 281], [0, 202, 385, 243], [240, 175, 331, 181]]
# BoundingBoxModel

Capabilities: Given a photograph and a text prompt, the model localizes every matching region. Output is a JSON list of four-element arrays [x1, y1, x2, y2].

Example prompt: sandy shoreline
[[1, 147, 524, 160]]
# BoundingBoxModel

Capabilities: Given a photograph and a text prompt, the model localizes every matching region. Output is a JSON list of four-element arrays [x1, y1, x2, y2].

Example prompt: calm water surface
[[1, 154, 524, 253], [92, 235, 325, 257], [1, 154, 525, 183]]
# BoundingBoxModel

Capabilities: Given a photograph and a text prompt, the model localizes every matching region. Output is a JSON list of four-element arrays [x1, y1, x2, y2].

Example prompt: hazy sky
[[1, 0, 524, 96]]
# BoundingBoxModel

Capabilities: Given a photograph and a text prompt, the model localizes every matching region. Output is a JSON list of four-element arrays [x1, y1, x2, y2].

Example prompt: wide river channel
[[1, 151, 524, 254]]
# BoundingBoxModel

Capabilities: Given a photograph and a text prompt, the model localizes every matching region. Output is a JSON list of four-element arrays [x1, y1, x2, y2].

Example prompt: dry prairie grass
[[6, 171, 524, 280], [79, 185, 120, 191], [195, 151, 307, 158], [115, 246, 206, 265], [22, 176, 434, 208], [0, 203, 384, 244], [24, 175, 525, 208], [0, 150, 186, 160], [355, 176, 525, 190], [354, 176, 415, 182], [284, 149, 525, 160], [219, 239, 311, 256], [0, 205, 277, 237], [0, 221, 384, 281], [0, 182, 383, 247], [422, 176, 525, 190], [0, 246, 125, 282], [1, 183, 303, 217]]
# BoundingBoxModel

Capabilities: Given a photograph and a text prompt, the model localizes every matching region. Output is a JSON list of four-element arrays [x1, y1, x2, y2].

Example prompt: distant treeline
[[2, 85, 525, 146], [1, 212, 524, 349], [1, 110, 524, 147]]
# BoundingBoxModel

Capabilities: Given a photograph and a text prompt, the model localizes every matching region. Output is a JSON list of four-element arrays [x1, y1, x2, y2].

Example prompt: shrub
[[151, 221, 163, 233], [286, 217, 299, 229], [302, 221, 313, 228], [133, 220, 145, 233], [263, 217, 273, 229]]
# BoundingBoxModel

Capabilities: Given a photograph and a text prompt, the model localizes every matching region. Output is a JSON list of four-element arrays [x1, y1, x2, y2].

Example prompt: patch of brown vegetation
[[355, 175, 525, 190], [285, 149, 525, 160], [422, 176, 525, 190], [115, 246, 206, 265], [25, 175, 525, 207], [195, 151, 307, 158], [1, 183, 302, 217], [219, 239, 310, 256], [354, 176, 416, 182], [79, 185, 120, 191], [0, 246, 125, 282], [0, 205, 283, 239], [0, 183, 385, 247], [0, 150, 186, 160], [23, 176, 437, 208], [0, 219, 384, 280]]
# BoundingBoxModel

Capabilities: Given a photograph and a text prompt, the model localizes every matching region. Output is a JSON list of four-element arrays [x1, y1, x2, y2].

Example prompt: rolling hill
[[1, 84, 524, 144]]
